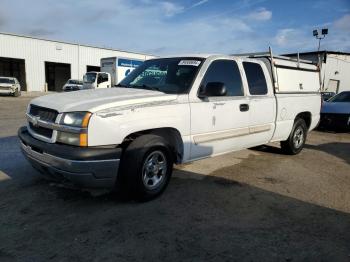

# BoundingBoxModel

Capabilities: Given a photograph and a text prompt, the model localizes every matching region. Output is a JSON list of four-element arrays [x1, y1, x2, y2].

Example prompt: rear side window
[[243, 62, 268, 95], [201, 60, 243, 96]]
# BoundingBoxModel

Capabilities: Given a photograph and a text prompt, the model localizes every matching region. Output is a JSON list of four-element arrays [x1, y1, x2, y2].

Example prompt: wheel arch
[[121, 127, 184, 164], [295, 111, 312, 130]]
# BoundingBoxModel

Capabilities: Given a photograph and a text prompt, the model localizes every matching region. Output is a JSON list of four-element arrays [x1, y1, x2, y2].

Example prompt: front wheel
[[119, 135, 173, 201], [280, 118, 307, 155]]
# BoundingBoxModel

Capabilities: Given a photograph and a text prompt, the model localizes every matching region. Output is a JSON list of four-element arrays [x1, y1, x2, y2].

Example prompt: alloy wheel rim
[[293, 127, 304, 148], [142, 150, 167, 190]]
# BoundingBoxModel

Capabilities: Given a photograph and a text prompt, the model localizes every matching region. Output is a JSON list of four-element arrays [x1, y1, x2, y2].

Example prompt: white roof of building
[[0, 31, 152, 56]]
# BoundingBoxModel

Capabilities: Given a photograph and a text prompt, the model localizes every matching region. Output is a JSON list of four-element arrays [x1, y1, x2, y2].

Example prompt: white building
[[0, 32, 154, 92], [285, 51, 350, 94]]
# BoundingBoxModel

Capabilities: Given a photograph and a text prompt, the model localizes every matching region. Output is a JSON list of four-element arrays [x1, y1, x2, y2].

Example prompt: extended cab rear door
[[241, 59, 276, 146]]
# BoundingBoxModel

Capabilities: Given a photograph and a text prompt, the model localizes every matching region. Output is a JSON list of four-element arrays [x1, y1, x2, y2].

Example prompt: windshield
[[0, 78, 14, 84], [83, 73, 97, 83], [118, 57, 204, 94], [68, 80, 82, 85], [328, 91, 350, 103]]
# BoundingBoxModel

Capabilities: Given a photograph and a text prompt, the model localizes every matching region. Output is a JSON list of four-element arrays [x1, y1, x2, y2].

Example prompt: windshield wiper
[[115, 83, 129, 88]]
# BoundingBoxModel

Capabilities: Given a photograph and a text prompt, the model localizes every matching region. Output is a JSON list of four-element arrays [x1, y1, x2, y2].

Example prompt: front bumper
[[63, 86, 81, 92], [18, 126, 122, 189], [0, 89, 14, 95]]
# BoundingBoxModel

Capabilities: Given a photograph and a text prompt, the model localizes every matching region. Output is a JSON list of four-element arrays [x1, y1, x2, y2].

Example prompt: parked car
[[62, 79, 83, 92], [319, 91, 350, 131], [0, 77, 21, 96], [321, 91, 335, 101], [18, 53, 321, 201]]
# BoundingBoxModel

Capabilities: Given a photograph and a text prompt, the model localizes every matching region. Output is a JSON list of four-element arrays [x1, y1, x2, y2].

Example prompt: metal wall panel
[[0, 33, 154, 91], [322, 54, 350, 93]]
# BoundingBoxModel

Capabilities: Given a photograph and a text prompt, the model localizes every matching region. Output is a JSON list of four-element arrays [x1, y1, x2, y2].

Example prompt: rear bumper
[[18, 126, 122, 189]]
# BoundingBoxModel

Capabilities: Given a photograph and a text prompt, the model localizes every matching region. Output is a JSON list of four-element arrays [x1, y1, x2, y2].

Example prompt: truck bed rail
[[232, 47, 320, 93], [231, 48, 316, 65]]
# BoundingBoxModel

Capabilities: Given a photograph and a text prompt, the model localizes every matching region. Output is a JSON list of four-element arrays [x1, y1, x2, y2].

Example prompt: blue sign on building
[[118, 58, 143, 68]]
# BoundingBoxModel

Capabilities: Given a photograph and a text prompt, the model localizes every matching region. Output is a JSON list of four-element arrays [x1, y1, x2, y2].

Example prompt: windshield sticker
[[178, 60, 201, 66]]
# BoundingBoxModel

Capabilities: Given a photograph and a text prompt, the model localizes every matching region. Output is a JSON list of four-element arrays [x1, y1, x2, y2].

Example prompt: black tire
[[118, 134, 173, 201], [280, 118, 307, 155]]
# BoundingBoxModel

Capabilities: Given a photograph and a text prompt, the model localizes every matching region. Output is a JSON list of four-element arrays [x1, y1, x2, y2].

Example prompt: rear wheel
[[280, 118, 307, 155], [119, 134, 173, 201]]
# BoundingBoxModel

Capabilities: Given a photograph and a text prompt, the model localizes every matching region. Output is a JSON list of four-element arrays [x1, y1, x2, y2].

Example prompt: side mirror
[[199, 82, 227, 98]]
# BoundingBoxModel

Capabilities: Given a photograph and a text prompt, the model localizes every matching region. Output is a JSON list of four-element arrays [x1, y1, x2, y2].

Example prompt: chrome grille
[[29, 122, 53, 138], [29, 105, 58, 122], [28, 105, 59, 140]]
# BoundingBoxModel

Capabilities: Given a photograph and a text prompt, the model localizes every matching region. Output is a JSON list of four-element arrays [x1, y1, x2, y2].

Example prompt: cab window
[[243, 62, 268, 95], [201, 60, 243, 96]]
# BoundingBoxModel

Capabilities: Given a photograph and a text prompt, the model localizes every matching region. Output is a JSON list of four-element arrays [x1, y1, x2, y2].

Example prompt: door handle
[[239, 104, 249, 112]]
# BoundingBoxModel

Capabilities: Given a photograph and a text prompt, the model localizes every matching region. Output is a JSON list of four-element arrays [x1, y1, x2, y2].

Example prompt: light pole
[[313, 28, 328, 90]]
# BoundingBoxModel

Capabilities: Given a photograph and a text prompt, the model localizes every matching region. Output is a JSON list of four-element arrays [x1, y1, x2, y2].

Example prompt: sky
[[0, 0, 349, 55]]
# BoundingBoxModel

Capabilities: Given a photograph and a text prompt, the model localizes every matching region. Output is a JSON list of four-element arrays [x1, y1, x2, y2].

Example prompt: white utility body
[[82, 57, 144, 90], [19, 52, 321, 200]]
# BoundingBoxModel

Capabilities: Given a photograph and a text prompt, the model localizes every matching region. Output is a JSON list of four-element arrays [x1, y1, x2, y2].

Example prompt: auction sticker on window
[[178, 60, 202, 66]]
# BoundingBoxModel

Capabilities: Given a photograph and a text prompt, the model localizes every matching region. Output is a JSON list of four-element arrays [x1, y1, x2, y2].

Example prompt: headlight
[[57, 112, 91, 146], [61, 112, 91, 127]]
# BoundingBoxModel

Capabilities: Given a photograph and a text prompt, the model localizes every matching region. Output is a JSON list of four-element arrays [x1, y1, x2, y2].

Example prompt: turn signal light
[[79, 133, 88, 147]]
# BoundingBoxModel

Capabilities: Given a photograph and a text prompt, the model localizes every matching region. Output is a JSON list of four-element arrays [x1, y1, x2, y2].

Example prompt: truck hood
[[321, 102, 350, 114], [30, 88, 178, 113]]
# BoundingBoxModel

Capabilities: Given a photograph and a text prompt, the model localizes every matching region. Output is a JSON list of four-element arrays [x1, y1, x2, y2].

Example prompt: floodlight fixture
[[313, 28, 329, 52], [313, 28, 328, 39]]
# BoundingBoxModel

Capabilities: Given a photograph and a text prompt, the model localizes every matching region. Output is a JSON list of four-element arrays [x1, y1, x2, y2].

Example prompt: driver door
[[190, 59, 250, 160], [97, 73, 110, 88]]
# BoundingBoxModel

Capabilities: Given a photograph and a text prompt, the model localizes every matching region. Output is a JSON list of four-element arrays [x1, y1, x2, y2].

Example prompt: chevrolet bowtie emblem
[[32, 116, 40, 127]]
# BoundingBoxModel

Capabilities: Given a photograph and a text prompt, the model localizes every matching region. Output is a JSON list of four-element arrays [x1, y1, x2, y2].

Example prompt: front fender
[[87, 103, 190, 147]]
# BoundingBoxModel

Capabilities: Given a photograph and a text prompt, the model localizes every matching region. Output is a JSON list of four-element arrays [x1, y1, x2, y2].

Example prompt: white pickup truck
[[19, 53, 321, 200]]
